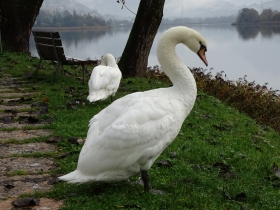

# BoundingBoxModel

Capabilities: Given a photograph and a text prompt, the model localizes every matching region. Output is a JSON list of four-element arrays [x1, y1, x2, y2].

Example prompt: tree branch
[[116, 0, 136, 15]]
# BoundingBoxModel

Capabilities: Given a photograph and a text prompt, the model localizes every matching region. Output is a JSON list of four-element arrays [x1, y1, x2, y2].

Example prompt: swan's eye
[[198, 43, 207, 53]]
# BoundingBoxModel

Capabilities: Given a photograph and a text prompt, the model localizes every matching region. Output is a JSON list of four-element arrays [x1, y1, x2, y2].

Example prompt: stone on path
[[0, 174, 54, 199], [0, 129, 52, 141], [0, 92, 37, 98], [0, 198, 63, 210], [0, 104, 31, 110], [0, 157, 56, 175], [0, 142, 57, 158]]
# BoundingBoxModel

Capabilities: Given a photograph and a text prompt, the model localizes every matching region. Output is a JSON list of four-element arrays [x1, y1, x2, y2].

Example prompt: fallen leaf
[[235, 192, 247, 202], [4, 109, 18, 115], [57, 151, 79, 159], [28, 116, 40, 124], [212, 162, 237, 180], [251, 138, 258, 145], [204, 138, 218, 145], [12, 197, 40, 207], [39, 106, 49, 114], [4, 184, 15, 189], [7, 100, 19, 105], [0, 116, 14, 124], [212, 123, 230, 131], [31, 102, 49, 108], [46, 136, 63, 143], [157, 160, 173, 167], [273, 163, 280, 178], [213, 162, 229, 171], [115, 204, 142, 209], [68, 137, 80, 145], [150, 189, 167, 195], [241, 204, 248, 210], [192, 164, 202, 171], [204, 114, 211, 119], [222, 189, 232, 200], [42, 97, 50, 102], [47, 177, 59, 185], [19, 97, 33, 102], [169, 152, 177, 158], [221, 170, 238, 180]]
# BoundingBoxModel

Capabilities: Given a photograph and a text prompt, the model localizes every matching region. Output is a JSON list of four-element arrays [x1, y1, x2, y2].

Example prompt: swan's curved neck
[[101, 55, 118, 68], [157, 28, 197, 99]]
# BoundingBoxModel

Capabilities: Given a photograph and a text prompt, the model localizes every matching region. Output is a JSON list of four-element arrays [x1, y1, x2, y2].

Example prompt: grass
[[1, 52, 280, 209], [10, 151, 58, 158], [8, 170, 28, 176]]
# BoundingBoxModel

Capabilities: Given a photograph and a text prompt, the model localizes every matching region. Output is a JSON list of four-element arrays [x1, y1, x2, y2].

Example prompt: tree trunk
[[0, 0, 43, 53], [118, 0, 165, 77]]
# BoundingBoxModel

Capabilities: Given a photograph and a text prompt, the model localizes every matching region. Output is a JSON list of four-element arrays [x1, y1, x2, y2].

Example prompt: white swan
[[87, 53, 122, 102], [59, 26, 208, 192]]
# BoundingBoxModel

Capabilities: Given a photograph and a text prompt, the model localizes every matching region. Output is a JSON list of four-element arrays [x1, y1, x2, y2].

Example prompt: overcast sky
[[77, 0, 270, 17]]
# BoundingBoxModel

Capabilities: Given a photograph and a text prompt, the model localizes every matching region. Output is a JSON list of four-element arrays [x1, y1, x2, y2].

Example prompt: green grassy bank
[[1, 52, 280, 209]]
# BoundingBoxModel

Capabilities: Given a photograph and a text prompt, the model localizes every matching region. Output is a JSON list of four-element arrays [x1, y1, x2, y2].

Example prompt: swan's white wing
[[88, 65, 121, 91], [78, 91, 183, 178], [88, 65, 122, 102]]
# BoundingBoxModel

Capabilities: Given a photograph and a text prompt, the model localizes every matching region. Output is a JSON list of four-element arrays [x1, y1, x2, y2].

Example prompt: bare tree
[[0, 0, 43, 53], [117, 0, 165, 77]]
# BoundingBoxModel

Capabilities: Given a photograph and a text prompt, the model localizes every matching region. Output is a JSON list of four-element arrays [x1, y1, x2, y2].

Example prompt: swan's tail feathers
[[87, 90, 110, 102], [58, 170, 93, 184]]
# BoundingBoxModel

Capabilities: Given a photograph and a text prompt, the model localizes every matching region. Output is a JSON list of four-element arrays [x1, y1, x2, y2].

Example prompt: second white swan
[[59, 26, 208, 192], [87, 53, 122, 103]]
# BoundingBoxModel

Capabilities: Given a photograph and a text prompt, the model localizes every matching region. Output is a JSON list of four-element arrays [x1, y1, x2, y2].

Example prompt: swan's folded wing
[[88, 66, 107, 91], [103, 67, 122, 91], [77, 96, 179, 175], [89, 66, 121, 91]]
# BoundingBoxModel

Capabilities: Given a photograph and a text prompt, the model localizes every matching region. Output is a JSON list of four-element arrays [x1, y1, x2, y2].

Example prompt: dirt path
[[0, 75, 63, 209]]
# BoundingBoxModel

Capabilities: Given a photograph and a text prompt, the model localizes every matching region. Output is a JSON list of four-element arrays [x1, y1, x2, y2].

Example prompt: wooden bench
[[32, 31, 98, 83]]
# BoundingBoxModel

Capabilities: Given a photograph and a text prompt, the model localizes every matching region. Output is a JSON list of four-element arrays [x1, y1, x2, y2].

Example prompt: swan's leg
[[110, 95, 114, 103], [141, 170, 150, 192]]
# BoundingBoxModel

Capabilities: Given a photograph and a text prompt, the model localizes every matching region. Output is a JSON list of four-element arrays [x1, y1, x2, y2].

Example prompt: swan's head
[[182, 28, 208, 67], [101, 53, 118, 67]]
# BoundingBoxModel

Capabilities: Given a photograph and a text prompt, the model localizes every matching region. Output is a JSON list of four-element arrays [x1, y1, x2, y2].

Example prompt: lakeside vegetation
[[162, 16, 236, 25], [35, 8, 237, 28], [35, 9, 135, 28], [1, 52, 280, 209], [232, 8, 280, 25], [35, 10, 107, 27]]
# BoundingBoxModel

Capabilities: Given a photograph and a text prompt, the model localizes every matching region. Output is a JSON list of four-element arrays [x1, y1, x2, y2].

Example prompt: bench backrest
[[32, 31, 66, 62]]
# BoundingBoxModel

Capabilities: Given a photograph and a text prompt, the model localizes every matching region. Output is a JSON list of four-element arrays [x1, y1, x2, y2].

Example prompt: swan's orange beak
[[198, 48, 208, 67]]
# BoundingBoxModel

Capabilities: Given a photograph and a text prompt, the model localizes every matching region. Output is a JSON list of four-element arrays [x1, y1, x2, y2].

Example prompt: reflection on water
[[234, 25, 280, 40], [30, 24, 280, 90]]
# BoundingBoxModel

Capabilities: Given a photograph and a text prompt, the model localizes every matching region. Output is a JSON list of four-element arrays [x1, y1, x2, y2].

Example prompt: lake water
[[30, 24, 280, 90]]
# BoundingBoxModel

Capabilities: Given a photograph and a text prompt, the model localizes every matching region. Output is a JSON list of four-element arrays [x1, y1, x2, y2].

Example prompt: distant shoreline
[[232, 21, 280, 26], [32, 25, 111, 31]]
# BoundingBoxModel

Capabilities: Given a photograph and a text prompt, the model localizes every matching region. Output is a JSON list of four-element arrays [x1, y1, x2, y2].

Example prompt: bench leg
[[82, 65, 85, 84], [55, 62, 61, 76], [61, 65, 64, 76], [34, 58, 42, 75]]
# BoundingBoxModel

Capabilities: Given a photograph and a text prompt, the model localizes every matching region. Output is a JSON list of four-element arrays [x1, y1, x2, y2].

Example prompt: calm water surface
[[30, 24, 280, 90]]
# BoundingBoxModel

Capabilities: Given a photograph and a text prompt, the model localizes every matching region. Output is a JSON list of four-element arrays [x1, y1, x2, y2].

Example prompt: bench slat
[[34, 37, 63, 46], [32, 31, 60, 39], [37, 44, 66, 62]]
